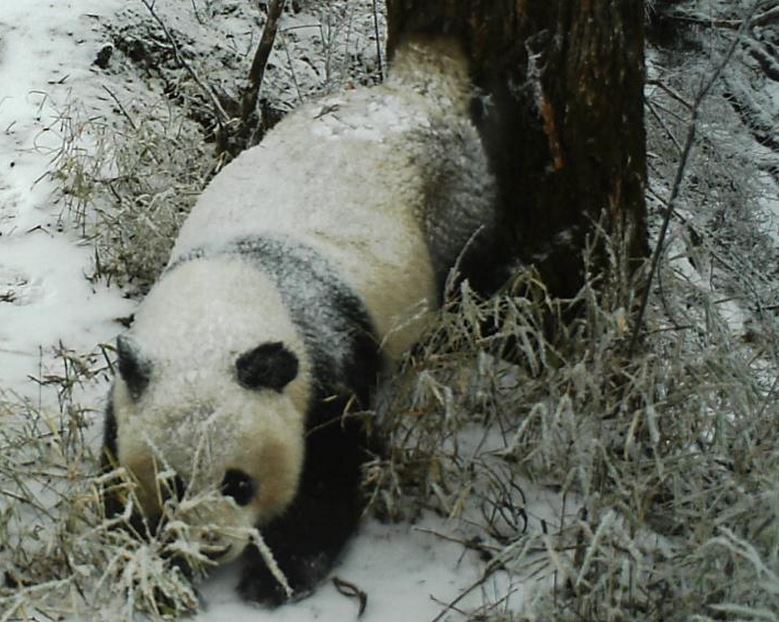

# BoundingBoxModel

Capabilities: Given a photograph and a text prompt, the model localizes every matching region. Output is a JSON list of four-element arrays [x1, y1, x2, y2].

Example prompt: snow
[[0, 234, 132, 391], [0, 2, 532, 620], [0, 0, 133, 401], [195, 518, 491, 621], [9, 2, 772, 619]]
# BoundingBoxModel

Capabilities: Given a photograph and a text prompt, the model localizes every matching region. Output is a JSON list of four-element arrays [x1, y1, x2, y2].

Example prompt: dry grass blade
[[48, 97, 213, 293], [4, 1, 777, 620], [368, 229, 779, 620]]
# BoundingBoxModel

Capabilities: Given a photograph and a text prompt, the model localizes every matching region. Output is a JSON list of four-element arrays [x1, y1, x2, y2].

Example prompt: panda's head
[[111, 332, 308, 563]]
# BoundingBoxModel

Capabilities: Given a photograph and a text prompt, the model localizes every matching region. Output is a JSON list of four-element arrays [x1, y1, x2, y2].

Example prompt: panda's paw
[[238, 554, 325, 607], [237, 568, 307, 607], [237, 573, 291, 608]]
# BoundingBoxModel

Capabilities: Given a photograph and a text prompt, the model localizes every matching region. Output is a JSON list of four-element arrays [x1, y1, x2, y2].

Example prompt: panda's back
[[171, 41, 495, 359]]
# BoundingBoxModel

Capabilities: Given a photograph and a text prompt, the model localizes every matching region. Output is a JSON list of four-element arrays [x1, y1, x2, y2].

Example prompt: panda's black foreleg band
[[237, 411, 368, 606]]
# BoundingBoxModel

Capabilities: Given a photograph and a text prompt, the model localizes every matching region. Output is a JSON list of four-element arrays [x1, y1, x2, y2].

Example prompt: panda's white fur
[[170, 37, 493, 360], [105, 37, 496, 604], [112, 259, 309, 548]]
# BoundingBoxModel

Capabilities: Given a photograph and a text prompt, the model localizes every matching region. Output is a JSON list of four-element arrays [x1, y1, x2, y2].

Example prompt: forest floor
[[2, 1, 778, 621]]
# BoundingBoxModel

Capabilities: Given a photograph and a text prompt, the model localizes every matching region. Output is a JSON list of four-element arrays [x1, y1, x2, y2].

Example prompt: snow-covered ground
[[0, 0, 134, 399], [198, 518, 493, 622], [0, 2, 542, 620], [7, 2, 775, 620]]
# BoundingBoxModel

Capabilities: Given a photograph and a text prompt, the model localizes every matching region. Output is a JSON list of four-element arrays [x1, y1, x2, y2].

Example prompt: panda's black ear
[[116, 335, 152, 400], [236, 342, 299, 393]]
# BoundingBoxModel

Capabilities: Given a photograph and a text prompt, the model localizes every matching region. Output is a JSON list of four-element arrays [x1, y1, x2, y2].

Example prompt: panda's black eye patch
[[235, 342, 299, 392], [221, 469, 256, 506]]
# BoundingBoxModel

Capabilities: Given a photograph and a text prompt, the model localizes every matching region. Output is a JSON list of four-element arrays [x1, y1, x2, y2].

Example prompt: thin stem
[[628, 3, 759, 356], [372, 0, 384, 80], [240, 0, 286, 127], [139, 0, 229, 127]]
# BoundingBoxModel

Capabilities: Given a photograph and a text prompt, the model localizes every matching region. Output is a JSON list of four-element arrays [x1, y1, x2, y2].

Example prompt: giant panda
[[102, 35, 497, 605]]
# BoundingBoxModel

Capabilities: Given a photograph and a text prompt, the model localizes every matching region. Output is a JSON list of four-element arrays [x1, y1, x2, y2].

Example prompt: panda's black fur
[[171, 235, 382, 406], [104, 235, 384, 603], [103, 36, 498, 606], [176, 236, 383, 602]]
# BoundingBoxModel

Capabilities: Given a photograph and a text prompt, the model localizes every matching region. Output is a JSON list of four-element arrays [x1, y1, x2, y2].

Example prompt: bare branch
[[372, 0, 384, 81], [646, 79, 693, 111], [101, 85, 137, 131], [661, 4, 779, 30], [629, 2, 762, 355], [240, 0, 286, 130]]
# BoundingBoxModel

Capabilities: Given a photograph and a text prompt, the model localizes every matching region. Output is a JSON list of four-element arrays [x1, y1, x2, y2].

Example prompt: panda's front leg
[[237, 417, 368, 606], [236, 523, 331, 606]]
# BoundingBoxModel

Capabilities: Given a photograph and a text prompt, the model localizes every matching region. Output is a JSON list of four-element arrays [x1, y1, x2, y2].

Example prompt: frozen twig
[[239, 0, 286, 134], [248, 528, 293, 599], [663, 4, 779, 30], [629, 2, 760, 356], [101, 86, 137, 131], [372, 0, 384, 80], [430, 557, 504, 622]]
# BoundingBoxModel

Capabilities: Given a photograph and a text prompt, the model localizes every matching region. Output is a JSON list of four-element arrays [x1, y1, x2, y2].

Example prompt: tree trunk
[[387, 0, 648, 299]]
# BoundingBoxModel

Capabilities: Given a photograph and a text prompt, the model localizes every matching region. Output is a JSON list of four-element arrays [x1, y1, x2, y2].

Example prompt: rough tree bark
[[387, 1, 649, 299]]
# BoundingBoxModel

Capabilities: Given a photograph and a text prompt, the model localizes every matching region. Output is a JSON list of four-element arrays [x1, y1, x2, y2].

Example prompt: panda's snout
[[199, 528, 234, 560]]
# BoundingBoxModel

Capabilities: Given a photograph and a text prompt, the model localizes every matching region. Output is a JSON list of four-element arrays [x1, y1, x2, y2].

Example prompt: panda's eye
[[220, 469, 256, 506]]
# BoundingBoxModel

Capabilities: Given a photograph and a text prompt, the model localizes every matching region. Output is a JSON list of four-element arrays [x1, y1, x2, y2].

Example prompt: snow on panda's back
[[172, 38, 496, 359]]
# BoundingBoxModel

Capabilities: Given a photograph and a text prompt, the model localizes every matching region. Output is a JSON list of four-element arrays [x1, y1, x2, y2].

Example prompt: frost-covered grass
[[370, 259, 779, 621], [51, 100, 211, 292], [4, 254, 777, 621], [0, 346, 288, 619], [0, 346, 205, 618], [2, 1, 778, 621]]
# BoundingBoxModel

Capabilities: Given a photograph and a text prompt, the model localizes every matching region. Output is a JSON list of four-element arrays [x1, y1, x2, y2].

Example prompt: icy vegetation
[[1, 0, 779, 620]]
